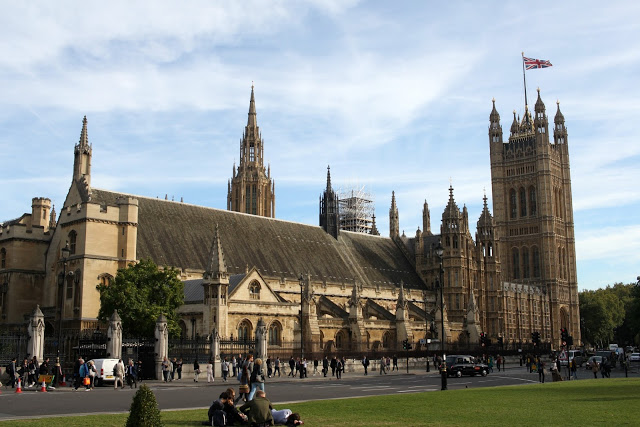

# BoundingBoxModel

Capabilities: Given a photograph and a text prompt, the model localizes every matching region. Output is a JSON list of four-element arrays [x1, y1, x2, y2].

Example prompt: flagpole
[[521, 52, 528, 108]]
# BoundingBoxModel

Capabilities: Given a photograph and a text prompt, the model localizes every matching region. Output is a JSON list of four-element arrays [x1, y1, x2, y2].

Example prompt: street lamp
[[434, 240, 447, 391], [298, 274, 305, 363], [57, 242, 71, 362]]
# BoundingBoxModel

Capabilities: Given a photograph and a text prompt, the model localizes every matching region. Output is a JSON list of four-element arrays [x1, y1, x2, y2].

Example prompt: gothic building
[[227, 86, 275, 217], [0, 87, 580, 349]]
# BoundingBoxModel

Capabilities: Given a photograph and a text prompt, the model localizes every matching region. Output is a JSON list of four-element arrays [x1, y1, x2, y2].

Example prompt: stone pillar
[[154, 314, 169, 381], [255, 318, 268, 360], [107, 310, 123, 359], [28, 305, 45, 361], [210, 328, 220, 378]]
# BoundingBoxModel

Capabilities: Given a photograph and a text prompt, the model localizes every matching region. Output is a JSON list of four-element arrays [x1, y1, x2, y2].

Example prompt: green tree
[[579, 286, 626, 348], [97, 258, 184, 338], [126, 384, 163, 427]]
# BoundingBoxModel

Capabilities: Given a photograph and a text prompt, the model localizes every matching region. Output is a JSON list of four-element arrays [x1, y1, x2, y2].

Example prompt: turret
[[489, 98, 503, 144], [422, 200, 431, 235], [476, 192, 495, 258], [441, 185, 461, 250], [319, 166, 340, 239], [534, 88, 549, 138], [73, 116, 92, 186], [31, 197, 52, 232], [554, 101, 568, 145], [370, 214, 380, 236], [389, 191, 399, 238]]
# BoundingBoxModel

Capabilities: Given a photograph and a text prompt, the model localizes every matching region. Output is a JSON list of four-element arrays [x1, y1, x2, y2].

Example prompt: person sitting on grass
[[224, 388, 249, 425], [204, 391, 229, 426], [239, 389, 274, 426]]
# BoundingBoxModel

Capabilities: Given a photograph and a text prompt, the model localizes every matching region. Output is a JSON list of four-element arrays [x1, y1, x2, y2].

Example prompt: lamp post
[[434, 240, 447, 391], [57, 242, 71, 361], [298, 274, 305, 363]]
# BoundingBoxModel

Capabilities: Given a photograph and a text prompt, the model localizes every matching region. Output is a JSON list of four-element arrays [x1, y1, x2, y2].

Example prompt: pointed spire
[[49, 204, 57, 229], [370, 214, 380, 236], [326, 165, 332, 191], [79, 115, 89, 147], [247, 83, 257, 127], [389, 191, 399, 238], [444, 184, 460, 218], [204, 224, 227, 279], [534, 87, 546, 114], [396, 280, 408, 311], [554, 100, 565, 123], [490, 97, 500, 122]]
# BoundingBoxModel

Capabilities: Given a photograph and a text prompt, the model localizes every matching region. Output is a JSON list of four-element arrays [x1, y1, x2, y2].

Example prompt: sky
[[1, 1, 638, 291]]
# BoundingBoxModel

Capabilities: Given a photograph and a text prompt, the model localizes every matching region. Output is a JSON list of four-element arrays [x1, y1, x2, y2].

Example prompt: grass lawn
[[5, 378, 640, 426]]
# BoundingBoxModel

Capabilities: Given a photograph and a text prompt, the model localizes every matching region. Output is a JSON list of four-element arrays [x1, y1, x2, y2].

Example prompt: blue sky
[[1, 1, 638, 291]]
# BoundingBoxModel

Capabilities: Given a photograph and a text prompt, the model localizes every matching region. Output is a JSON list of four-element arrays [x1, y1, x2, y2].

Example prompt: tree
[[97, 258, 184, 338], [126, 384, 163, 427], [579, 285, 628, 348]]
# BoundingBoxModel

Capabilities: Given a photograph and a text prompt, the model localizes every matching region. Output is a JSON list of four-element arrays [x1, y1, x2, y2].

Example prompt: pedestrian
[[6, 357, 17, 388], [126, 359, 138, 389], [222, 357, 229, 382], [176, 358, 183, 380], [79, 359, 91, 391], [570, 358, 577, 380], [379, 356, 386, 375], [322, 356, 329, 377], [330, 356, 337, 377], [362, 356, 369, 375], [236, 363, 250, 404], [162, 356, 170, 382], [538, 361, 545, 383], [232, 355, 238, 377], [39, 357, 50, 377], [137, 359, 144, 382], [341, 357, 347, 376], [88, 360, 97, 389], [266, 357, 272, 378], [392, 354, 398, 371], [206, 359, 214, 383], [336, 358, 342, 379], [113, 359, 125, 390], [288, 357, 296, 377], [313, 358, 319, 376], [487, 355, 494, 373], [274, 357, 281, 377], [295, 358, 301, 377], [302, 358, 308, 378], [53, 357, 63, 387], [72, 357, 82, 391], [28, 356, 39, 387], [194, 359, 201, 382], [248, 358, 266, 401], [386, 356, 391, 372], [171, 357, 178, 381], [592, 360, 599, 378], [496, 355, 502, 372]]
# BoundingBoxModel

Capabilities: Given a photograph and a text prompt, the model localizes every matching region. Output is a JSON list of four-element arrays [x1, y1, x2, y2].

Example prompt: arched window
[[98, 273, 113, 287], [238, 320, 252, 341], [529, 186, 537, 216], [66, 271, 74, 299], [68, 231, 77, 255], [453, 235, 458, 249], [268, 322, 281, 346], [519, 187, 527, 217], [73, 269, 82, 309], [509, 189, 517, 219], [249, 282, 260, 300], [382, 331, 391, 348], [533, 246, 541, 278], [335, 330, 345, 349], [512, 247, 520, 279], [488, 242, 493, 257], [445, 236, 450, 247], [522, 247, 530, 278], [0, 248, 5, 268]]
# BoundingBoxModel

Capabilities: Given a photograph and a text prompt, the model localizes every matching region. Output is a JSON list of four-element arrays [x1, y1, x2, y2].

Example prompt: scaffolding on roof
[[337, 185, 375, 234]]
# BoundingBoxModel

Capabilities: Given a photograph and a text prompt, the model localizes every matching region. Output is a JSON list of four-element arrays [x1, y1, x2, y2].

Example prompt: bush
[[125, 384, 163, 427]]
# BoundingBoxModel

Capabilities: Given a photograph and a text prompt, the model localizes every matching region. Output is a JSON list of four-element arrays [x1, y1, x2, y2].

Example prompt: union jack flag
[[523, 56, 553, 70]]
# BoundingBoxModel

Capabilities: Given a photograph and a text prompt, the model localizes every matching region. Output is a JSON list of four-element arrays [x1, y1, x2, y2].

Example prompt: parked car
[[629, 353, 640, 362], [90, 358, 119, 386], [445, 355, 489, 377], [585, 356, 603, 370], [560, 350, 585, 367]]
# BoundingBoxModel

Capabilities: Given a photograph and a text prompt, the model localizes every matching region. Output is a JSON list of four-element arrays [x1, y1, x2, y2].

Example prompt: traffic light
[[532, 331, 540, 346], [406, 340, 413, 350], [480, 332, 486, 346], [402, 339, 408, 350], [560, 328, 569, 345]]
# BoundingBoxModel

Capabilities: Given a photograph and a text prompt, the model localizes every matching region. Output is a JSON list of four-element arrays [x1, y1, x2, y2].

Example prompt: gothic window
[[249, 144, 255, 162], [533, 247, 541, 278], [522, 247, 530, 278], [335, 330, 345, 349], [455, 293, 460, 309], [73, 269, 82, 309], [268, 322, 281, 345], [519, 188, 527, 217], [382, 331, 391, 348], [66, 271, 74, 299], [238, 320, 252, 341], [249, 282, 260, 300], [245, 185, 251, 213], [251, 185, 257, 215], [455, 270, 459, 287], [512, 247, 520, 279], [558, 248, 563, 280], [0, 248, 5, 268], [529, 186, 537, 216], [68, 231, 77, 254], [445, 236, 450, 247], [509, 189, 517, 219], [489, 276, 494, 290], [98, 273, 113, 287], [453, 235, 458, 249], [488, 242, 493, 257]]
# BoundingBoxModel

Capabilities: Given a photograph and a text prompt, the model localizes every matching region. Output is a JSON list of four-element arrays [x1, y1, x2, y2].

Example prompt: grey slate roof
[[91, 189, 425, 290], [183, 274, 246, 303]]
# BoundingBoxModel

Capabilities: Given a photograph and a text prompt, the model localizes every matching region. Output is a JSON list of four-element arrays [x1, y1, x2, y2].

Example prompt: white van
[[90, 358, 119, 386]]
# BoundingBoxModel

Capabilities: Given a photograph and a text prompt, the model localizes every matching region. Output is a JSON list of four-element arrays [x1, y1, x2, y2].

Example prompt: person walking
[[322, 356, 329, 377], [248, 358, 265, 401], [206, 359, 214, 383], [6, 357, 17, 388], [266, 357, 272, 378], [336, 358, 342, 379], [126, 360, 138, 389], [232, 355, 238, 378], [570, 358, 578, 380], [171, 357, 178, 381], [313, 358, 319, 376], [392, 354, 398, 371], [379, 356, 387, 375], [137, 359, 144, 382], [221, 357, 229, 382], [496, 355, 502, 372], [53, 358, 63, 388], [274, 357, 281, 377], [288, 357, 296, 377], [72, 357, 82, 391], [162, 357, 170, 382], [330, 356, 337, 377], [79, 359, 91, 391], [237, 363, 250, 404], [113, 359, 125, 390], [538, 361, 545, 383], [193, 359, 201, 382], [592, 360, 599, 378], [176, 358, 183, 380], [362, 356, 369, 375]]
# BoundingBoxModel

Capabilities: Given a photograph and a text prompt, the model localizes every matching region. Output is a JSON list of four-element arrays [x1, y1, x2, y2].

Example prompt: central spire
[[247, 83, 257, 127]]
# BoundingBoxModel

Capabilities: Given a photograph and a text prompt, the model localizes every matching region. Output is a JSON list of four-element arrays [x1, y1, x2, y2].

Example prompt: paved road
[[1, 364, 638, 422]]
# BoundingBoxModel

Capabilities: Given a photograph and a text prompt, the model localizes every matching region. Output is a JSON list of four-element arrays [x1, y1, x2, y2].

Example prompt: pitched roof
[[183, 273, 246, 303], [91, 189, 425, 290]]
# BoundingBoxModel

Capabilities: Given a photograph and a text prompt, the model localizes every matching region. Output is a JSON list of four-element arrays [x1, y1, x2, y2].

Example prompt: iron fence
[[168, 337, 210, 363]]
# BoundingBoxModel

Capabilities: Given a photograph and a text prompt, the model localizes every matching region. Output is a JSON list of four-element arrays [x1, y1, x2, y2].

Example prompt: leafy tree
[[97, 258, 184, 338]]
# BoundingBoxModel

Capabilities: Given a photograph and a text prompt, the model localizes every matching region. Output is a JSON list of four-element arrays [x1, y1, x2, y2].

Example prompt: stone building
[[0, 87, 580, 349]]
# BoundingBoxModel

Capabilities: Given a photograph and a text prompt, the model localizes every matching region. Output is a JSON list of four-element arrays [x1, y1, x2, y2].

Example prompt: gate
[[122, 337, 155, 380], [0, 328, 28, 366], [219, 337, 257, 360], [168, 336, 210, 363]]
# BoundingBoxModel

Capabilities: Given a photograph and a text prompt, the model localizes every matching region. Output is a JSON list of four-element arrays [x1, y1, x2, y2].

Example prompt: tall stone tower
[[489, 89, 580, 347], [227, 86, 275, 217], [319, 166, 340, 239]]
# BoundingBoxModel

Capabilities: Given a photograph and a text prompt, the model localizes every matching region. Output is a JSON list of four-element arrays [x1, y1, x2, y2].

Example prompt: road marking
[[397, 389, 437, 393], [351, 385, 393, 389]]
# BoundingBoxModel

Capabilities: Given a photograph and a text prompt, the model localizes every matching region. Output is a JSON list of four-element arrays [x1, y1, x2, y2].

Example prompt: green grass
[[5, 378, 640, 426]]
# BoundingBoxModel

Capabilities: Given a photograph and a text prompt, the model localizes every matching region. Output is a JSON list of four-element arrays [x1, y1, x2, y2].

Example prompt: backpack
[[211, 409, 227, 426]]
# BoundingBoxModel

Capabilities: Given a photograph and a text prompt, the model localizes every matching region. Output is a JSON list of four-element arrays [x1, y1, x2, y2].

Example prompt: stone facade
[[0, 87, 580, 350]]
